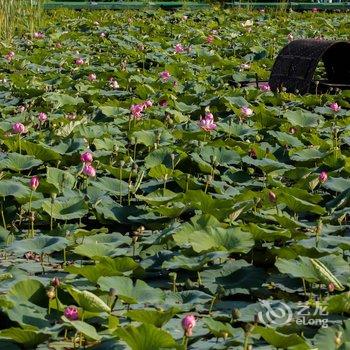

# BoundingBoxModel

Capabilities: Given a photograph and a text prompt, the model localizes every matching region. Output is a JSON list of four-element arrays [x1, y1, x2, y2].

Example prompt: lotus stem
[[50, 196, 54, 230], [18, 134, 21, 154], [0, 199, 6, 228], [208, 294, 217, 315], [182, 335, 188, 349]]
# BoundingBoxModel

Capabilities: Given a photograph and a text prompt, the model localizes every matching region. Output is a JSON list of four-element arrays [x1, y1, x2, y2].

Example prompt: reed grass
[[0, 0, 45, 44]]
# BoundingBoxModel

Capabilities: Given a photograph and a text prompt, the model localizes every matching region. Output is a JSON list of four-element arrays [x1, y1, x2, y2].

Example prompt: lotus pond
[[0, 7, 349, 350]]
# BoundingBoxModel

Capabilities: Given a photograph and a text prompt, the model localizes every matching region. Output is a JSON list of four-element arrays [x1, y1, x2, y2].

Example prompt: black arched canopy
[[268, 39, 350, 94]]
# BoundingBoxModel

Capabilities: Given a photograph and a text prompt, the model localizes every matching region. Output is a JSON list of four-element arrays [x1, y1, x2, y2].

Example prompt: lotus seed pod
[[47, 287, 56, 300], [51, 277, 60, 287], [109, 288, 117, 297], [328, 282, 335, 293], [231, 308, 241, 320]]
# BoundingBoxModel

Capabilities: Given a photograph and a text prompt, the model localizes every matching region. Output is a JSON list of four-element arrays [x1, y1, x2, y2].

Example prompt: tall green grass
[[0, 0, 45, 44]]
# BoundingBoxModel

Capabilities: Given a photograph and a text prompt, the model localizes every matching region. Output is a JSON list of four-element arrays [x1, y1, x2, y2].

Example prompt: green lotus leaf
[[125, 307, 181, 328], [42, 196, 88, 220], [284, 109, 324, 128], [115, 323, 182, 350], [98, 276, 165, 305], [253, 326, 310, 349], [290, 148, 327, 162], [0, 180, 31, 198], [65, 257, 138, 283], [46, 167, 76, 193], [8, 236, 68, 255], [0, 329, 51, 348], [0, 153, 42, 171], [73, 243, 119, 259], [203, 318, 236, 338], [90, 177, 129, 196], [173, 214, 254, 253], [21, 141, 61, 162], [67, 288, 110, 314], [276, 255, 350, 287], [43, 92, 84, 108], [62, 317, 101, 340]]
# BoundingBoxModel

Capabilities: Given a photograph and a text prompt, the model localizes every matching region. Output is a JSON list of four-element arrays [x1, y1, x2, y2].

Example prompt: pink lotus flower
[[143, 100, 153, 108], [109, 78, 119, 89], [75, 58, 84, 65], [268, 191, 277, 203], [81, 151, 93, 164], [174, 43, 185, 54], [66, 113, 76, 120], [34, 32, 45, 39], [38, 112, 48, 122], [289, 127, 297, 134], [182, 315, 196, 337], [259, 83, 271, 92], [18, 105, 26, 113], [199, 112, 217, 132], [330, 102, 341, 113], [5, 51, 15, 62], [240, 63, 250, 70], [241, 106, 253, 117], [319, 171, 328, 183], [12, 122, 26, 134], [130, 104, 144, 119], [64, 306, 79, 321], [88, 73, 97, 81], [137, 43, 145, 51], [206, 35, 214, 44], [29, 176, 40, 191], [159, 99, 168, 108], [83, 164, 96, 177], [160, 71, 171, 82]]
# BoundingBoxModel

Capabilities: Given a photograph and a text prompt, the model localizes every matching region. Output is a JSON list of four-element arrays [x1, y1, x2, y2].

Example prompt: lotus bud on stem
[[181, 315, 196, 349], [108, 288, 117, 310], [50, 194, 56, 230], [204, 175, 212, 193], [169, 272, 177, 292]]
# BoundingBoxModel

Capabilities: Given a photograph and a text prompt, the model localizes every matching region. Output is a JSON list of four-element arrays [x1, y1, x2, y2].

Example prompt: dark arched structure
[[268, 39, 350, 94]]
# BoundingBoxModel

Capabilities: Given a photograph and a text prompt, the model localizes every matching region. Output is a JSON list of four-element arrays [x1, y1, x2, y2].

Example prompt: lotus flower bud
[[268, 191, 277, 203], [64, 306, 79, 321], [12, 122, 26, 134], [80, 151, 93, 164], [319, 171, 328, 183], [328, 282, 335, 293], [181, 315, 196, 337], [38, 112, 48, 122], [82, 164, 96, 177], [51, 277, 60, 288], [29, 176, 40, 191]]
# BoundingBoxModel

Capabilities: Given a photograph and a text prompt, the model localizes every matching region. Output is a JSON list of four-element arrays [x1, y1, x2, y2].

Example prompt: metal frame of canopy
[[236, 40, 350, 94]]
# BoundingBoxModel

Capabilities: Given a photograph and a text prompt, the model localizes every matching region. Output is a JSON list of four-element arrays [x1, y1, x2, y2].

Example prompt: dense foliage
[[0, 8, 349, 350]]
